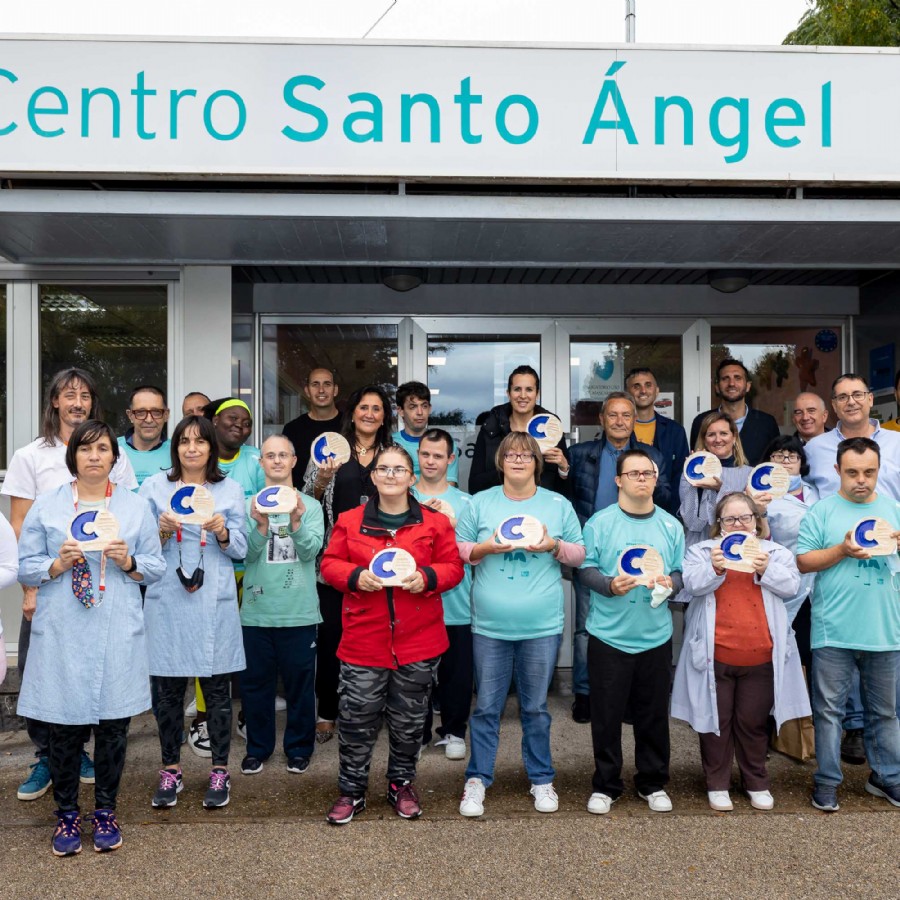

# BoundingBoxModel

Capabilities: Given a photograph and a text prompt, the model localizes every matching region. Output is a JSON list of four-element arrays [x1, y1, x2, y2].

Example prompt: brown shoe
[[315, 720, 335, 744]]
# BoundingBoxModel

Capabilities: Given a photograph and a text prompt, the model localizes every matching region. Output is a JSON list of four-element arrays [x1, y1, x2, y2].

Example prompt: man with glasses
[[567, 392, 671, 723], [792, 392, 830, 444], [118, 385, 171, 487], [578, 449, 684, 814], [797, 437, 900, 811]]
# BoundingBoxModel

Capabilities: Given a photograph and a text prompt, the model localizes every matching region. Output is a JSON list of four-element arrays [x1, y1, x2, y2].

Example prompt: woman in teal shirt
[[456, 432, 584, 818]]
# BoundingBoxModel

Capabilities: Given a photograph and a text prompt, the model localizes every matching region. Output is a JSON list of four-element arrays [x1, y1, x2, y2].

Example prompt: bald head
[[792, 392, 828, 441]]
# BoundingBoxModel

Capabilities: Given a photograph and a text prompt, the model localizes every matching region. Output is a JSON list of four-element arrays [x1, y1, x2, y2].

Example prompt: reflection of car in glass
[[654, 398, 673, 408]]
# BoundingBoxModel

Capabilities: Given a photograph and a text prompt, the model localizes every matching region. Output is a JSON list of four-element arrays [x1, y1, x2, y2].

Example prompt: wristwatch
[[123, 555, 138, 573]]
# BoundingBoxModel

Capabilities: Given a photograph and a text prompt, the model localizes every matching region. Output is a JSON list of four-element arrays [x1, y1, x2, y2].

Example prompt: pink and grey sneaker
[[152, 768, 184, 808], [326, 794, 366, 825], [202, 767, 231, 808], [387, 780, 422, 819]]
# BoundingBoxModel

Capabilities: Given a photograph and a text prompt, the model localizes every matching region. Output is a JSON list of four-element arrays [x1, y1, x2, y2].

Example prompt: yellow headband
[[215, 399, 252, 417]]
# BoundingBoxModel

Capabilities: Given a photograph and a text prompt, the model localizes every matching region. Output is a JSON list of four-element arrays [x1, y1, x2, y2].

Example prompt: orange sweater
[[714, 570, 773, 667]]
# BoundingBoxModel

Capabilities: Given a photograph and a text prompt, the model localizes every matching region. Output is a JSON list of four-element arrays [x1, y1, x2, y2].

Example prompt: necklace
[[356, 443, 375, 456]]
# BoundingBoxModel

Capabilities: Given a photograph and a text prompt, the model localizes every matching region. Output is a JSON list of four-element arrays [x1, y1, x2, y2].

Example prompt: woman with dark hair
[[17, 420, 165, 856], [760, 434, 819, 669], [672, 492, 810, 812], [320, 443, 463, 824], [139, 415, 248, 810], [303, 384, 393, 742], [469, 365, 569, 496], [456, 432, 584, 818], [679, 411, 770, 549]]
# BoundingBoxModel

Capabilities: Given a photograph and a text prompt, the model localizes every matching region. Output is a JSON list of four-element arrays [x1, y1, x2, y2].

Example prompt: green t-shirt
[[797, 492, 900, 651], [581, 504, 684, 654]]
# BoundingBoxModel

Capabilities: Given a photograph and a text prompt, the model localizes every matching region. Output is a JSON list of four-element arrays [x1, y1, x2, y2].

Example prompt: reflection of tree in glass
[[754, 348, 793, 390], [430, 408, 467, 426]]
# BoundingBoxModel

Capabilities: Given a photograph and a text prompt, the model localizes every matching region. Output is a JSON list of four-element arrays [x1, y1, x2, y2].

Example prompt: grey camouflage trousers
[[338, 657, 439, 796]]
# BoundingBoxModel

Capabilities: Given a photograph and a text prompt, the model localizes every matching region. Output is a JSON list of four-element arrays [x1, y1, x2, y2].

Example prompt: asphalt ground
[[1, 694, 898, 899]]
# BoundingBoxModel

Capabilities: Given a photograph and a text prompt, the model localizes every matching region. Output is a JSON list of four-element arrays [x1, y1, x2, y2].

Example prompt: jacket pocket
[[689, 635, 708, 671]]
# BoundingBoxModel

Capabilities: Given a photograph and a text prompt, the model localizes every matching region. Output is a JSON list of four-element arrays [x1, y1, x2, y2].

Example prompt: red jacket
[[320, 495, 464, 669]]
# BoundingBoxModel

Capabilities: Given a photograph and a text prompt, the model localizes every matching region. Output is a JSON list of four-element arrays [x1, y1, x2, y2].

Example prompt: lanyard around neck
[[71, 480, 112, 593]]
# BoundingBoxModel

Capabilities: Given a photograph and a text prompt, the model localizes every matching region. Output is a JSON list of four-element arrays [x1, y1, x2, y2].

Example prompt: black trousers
[[423, 624, 474, 743], [49, 718, 130, 812], [154, 674, 232, 767], [588, 635, 672, 799], [315, 582, 343, 721]]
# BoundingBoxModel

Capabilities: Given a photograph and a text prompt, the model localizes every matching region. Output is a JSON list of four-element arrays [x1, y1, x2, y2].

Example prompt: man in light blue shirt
[[118, 385, 171, 488], [797, 436, 900, 812]]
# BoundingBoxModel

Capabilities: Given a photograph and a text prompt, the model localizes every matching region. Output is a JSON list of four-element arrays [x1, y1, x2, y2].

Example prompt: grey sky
[[3, 1, 810, 45]]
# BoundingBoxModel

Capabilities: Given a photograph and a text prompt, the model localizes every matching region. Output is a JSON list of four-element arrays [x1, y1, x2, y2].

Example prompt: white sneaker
[[587, 792, 615, 815], [747, 789, 774, 810], [459, 778, 486, 817], [187, 721, 212, 758], [443, 735, 466, 761], [530, 783, 559, 813], [708, 790, 733, 811], [639, 790, 673, 812], [184, 696, 197, 718], [274, 695, 287, 712]]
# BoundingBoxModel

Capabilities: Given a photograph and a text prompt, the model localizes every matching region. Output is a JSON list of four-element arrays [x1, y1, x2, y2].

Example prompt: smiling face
[[716, 364, 751, 404], [718, 495, 757, 534], [626, 371, 659, 415], [178, 424, 211, 474], [601, 398, 635, 447], [372, 449, 414, 501], [53, 378, 93, 433], [417, 436, 452, 485], [352, 392, 385, 440], [75, 435, 115, 481], [127, 389, 169, 447], [304, 368, 338, 413], [792, 392, 828, 440], [260, 435, 296, 483], [507, 374, 539, 418], [213, 406, 252, 454], [703, 419, 736, 459], [831, 377, 873, 429]]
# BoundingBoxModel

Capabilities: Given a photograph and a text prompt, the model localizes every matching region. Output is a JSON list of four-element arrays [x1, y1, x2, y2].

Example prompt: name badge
[[495, 514, 544, 548], [170, 484, 215, 524], [617, 545, 665, 588], [851, 517, 898, 556], [68, 510, 120, 552], [369, 548, 417, 586], [719, 531, 761, 573], [747, 463, 790, 499], [683, 451, 723, 484], [312, 432, 352, 467], [255, 485, 297, 515], [526, 414, 563, 452]]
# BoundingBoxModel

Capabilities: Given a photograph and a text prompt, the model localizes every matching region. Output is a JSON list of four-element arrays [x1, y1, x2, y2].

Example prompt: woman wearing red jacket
[[320, 444, 464, 825]]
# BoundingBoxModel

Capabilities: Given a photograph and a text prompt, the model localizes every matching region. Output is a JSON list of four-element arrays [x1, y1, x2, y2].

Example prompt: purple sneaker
[[202, 767, 231, 808], [51, 809, 82, 857], [90, 809, 123, 852], [387, 780, 422, 819]]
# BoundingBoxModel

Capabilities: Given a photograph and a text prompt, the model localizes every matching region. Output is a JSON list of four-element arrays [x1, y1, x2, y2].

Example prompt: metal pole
[[625, 0, 636, 42]]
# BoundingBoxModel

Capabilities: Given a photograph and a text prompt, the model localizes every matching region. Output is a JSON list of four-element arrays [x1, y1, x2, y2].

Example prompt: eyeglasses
[[770, 452, 800, 464], [373, 466, 411, 478], [503, 452, 535, 462], [621, 469, 657, 481], [262, 452, 293, 462], [719, 513, 756, 527], [832, 390, 871, 405], [129, 408, 166, 420]]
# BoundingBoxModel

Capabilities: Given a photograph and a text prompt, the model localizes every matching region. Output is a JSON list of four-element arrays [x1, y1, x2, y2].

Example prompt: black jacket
[[690, 406, 780, 466]]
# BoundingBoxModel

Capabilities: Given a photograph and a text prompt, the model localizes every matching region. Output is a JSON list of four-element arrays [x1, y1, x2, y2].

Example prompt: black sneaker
[[203, 768, 231, 808], [240, 756, 264, 775], [287, 757, 310, 774], [811, 786, 840, 812], [840, 729, 866, 765], [151, 768, 184, 808], [865, 774, 900, 808], [572, 693, 591, 724]]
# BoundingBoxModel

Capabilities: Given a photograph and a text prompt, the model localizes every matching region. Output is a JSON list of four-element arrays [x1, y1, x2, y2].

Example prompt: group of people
[[1, 359, 899, 856]]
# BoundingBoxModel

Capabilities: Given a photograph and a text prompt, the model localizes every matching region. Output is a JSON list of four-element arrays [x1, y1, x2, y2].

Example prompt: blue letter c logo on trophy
[[68, 509, 120, 551], [617, 545, 664, 587], [852, 517, 897, 556], [312, 432, 351, 467], [255, 485, 296, 514], [748, 463, 789, 498], [719, 531, 760, 572], [496, 514, 544, 548], [369, 548, 416, 586], [683, 451, 722, 483], [170, 484, 215, 524], [525, 414, 563, 451]]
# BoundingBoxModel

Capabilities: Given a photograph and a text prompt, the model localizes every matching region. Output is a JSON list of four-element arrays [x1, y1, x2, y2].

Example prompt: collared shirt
[[594, 441, 626, 512], [804, 420, 900, 501]]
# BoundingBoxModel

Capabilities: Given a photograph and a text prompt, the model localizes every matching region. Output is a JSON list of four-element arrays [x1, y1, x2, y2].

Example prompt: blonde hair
[[695, 411, 748, 467]]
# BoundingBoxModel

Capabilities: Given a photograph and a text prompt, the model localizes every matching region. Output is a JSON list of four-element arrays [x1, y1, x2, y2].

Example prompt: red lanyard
[[72, 480, 112, 594], [175, 482, 208, 548]]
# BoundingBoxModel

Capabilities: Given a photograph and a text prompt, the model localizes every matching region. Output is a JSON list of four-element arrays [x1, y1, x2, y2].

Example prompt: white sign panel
[[0, 38, 897, 182]]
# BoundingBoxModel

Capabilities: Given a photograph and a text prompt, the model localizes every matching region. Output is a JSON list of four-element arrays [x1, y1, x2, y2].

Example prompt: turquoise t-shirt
[[413, 484, 474, 625], [393, 430, 460, 485], [456, 485, 583, 640], [117, 436, 172, 488], [797, 492, 900, 651], [219, 445, 265, 498], [581, 504, 685, 654], [241, 491, 325, 628]]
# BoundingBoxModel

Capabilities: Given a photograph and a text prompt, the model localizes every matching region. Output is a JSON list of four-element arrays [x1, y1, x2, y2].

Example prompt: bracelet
[[123, 555, 138, 574], [159, 529, 174, 542]]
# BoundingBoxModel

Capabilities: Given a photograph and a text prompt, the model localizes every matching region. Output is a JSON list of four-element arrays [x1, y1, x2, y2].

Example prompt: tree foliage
[[784, 0, 900, 46]]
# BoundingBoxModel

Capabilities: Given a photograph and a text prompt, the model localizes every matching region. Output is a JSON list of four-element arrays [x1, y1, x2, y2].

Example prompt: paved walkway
[[1, 695, 898, 898]]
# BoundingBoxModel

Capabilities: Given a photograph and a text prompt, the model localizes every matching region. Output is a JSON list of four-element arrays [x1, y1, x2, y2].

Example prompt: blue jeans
[[466, 633, 561, 788], [842, 665, 900, 729], [572, 572, 590, 696], [812, 647, 900, 789]]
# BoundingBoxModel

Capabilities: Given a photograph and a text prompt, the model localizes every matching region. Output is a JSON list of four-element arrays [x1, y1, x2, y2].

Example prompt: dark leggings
[[154, 674, 233, 767], [49, 718, 130, 812]]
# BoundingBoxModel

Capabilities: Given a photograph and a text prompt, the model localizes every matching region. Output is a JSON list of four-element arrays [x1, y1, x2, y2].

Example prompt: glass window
[[710, 326, 843, 430], [261, 322, 398, 439], [40, 284, 168, 437], [0, 285, 6, 468], [570, 336, 683, 425], [426, 334, 541, 426], [232, 316, 254, 412]]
